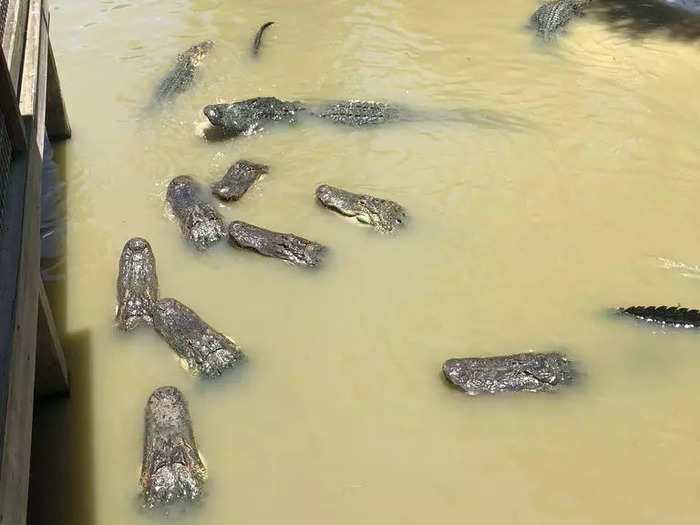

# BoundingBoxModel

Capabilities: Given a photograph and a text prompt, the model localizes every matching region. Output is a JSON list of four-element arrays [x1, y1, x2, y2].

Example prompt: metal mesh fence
[[0, 110, 13, 239], [0, 0, 8, 42]]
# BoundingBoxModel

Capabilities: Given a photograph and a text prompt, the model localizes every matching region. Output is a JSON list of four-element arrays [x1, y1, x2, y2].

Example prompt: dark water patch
[[591, 0, 700, 40]]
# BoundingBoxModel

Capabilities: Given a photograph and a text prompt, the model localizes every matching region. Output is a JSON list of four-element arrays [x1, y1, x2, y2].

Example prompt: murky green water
[[30, 1, 700, 523]]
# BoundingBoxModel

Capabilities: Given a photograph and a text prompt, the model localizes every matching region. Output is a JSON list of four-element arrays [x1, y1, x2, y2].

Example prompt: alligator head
[[316, 184, 406, 233], [116, 237, 158, 331], [140, 386, 207, 508]]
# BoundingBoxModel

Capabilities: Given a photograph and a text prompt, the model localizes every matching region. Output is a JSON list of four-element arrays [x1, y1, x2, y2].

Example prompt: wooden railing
[[0, 0, 70, 522]]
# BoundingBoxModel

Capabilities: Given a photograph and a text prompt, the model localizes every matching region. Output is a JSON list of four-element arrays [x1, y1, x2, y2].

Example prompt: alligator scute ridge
[[153, 40, 214, 103], [618, 305, 700, 328], [530, 0, 592, 40]]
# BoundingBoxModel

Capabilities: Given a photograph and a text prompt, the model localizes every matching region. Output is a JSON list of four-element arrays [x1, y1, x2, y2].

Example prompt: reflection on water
[[29, 0, 700, 523]]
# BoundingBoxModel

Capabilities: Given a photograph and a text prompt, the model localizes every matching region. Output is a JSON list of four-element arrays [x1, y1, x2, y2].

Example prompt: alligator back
[[530, 0, 589, 40], [153, 41, 214, 103], [311, 101, 404, 127], [619, 305, 700, 328]]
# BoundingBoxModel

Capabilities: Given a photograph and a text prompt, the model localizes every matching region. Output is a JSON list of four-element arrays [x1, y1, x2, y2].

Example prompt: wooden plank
[[35, 281, 68, 397], [0, 39, 26, 152], [34, 13, 47, 150], [0, 156, 27, 483], [44, 37, 69, 141], [18, 0, 40, 119], [0, 136, 41, 523], [2, 0, 30, 93]]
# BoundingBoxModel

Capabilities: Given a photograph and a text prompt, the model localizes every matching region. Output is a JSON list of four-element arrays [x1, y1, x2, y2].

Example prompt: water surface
[[31, 1, 700, 523]]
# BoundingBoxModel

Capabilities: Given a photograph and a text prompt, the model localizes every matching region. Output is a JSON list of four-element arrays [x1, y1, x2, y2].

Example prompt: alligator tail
[[252, 21, 275, 56], [619, 305, 700, 328]]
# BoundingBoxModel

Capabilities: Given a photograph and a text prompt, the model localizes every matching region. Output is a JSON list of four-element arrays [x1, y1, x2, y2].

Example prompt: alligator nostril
[[128, 237, 148, 251]]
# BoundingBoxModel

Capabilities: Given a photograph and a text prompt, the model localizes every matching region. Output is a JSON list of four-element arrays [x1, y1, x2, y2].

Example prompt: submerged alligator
[[211, 160, 269, 201], [312, 100, 404, 127], [530, 0, 592, 40], [153, 298, 245, 377], [166, 176, 225, 251], [116, 237, 159, 330], [202, 98, 406, 135], [153, 41, 214, 103], [443, 352, 576, 395], [617, 305, 700, 328], [316, 184, 406, 233], [252, 21, 275, 56], [202, 97, 529, 137], [140, 386, 207, 508], [228, 220, 325, 267]]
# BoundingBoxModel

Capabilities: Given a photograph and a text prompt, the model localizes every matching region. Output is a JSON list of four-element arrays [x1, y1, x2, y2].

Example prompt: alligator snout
[[127, 237, 149, 252], [203, 105, 225, 126], [315, 184, 332, 202]]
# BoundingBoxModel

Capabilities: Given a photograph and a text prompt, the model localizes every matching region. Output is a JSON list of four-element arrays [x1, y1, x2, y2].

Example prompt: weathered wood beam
[[0, 41, 26, 152], [2, 0, 30, 92], [0, 0, 60, 519], [0, 142, 41, 524], [19, 0, 40, 120], [35, 282, 68, 397], [44, 38, 69, 140]]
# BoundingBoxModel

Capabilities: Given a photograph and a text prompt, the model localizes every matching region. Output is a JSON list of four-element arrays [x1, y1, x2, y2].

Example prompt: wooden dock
[[0, 0, 70, 522]]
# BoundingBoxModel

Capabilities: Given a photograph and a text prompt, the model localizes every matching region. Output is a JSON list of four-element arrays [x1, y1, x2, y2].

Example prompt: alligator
[[140, 386, 207, 508], [443, 352, 576, 395], [617, 305, 700, 328], [310, 100, 404, 127], [228, 220, 325, 267], [530, 0, 592, 40], [203, 97, 529, 136], [252, 21, 275, 56], [211, 160, 269, 201], [315, 184, 406, 233], [203, 97, 305, 136], [153, 41, 214, 103], [116, 237, 158, 331], [202, 98, 410, 135], [152, 298, 245, 377], [166, 176, 225, 251]]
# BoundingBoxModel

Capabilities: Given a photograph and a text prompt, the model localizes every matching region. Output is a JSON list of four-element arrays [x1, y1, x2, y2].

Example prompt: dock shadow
[[28, 329, 94, 525], [28, 140, 96, 525]]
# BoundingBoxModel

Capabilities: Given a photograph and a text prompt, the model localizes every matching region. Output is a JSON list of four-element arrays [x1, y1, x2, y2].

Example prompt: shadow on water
[[28, 141, 96, 525], [591, 0, 700, 40]]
